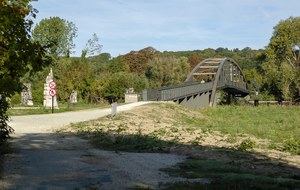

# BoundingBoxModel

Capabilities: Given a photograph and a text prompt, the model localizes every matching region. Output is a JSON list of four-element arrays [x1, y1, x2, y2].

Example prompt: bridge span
[[142, 58, 250, 109]]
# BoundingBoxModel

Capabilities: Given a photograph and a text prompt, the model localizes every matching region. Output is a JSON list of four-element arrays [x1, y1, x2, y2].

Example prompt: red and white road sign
[[49, 81, 57, 89], [49, 89, 57, 97]]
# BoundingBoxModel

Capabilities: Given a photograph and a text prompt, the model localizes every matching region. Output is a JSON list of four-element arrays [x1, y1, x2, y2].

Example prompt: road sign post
[[49, 82, 57, 114], [52, 96, 54, 113]]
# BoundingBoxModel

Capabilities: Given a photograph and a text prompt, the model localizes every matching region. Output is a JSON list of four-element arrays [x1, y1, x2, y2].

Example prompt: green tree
[[123, 46, 159, 75], [104, 73, 130, 102], [145, 57, 164, 88], [107, 56, 129, 73], [260, 16, 300, 101], [0, 0, 51, 144], [81, 33, 102, 58], [32, 16, 78, 58]]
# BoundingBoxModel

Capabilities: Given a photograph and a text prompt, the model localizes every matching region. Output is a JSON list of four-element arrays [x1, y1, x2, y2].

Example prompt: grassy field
[[7, 101, 112, 116], [200, 105, 300, 154]]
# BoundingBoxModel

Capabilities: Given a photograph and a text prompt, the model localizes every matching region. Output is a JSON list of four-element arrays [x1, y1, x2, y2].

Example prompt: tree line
[[16, 14, 300, 104], [16, 14, 268, 105]]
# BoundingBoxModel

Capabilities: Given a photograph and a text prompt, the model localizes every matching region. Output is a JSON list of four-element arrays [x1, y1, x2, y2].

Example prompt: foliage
[[0, 0, 51, 143], [145, 56, 190, 88], [81, 33, 102, 58], [187, 55, 205, 69], [32, 16, 78, 58], [10, 93, 21, 105], [145, 57, 164, 88], [107, 56, 129, 73], [0, 95, 14, 145], [283, 137, 300, 155], [123, 46, 159, 75], [160, 47, 263, 71], [258, 16, 300, 101], [237, 139, 256, 152], [103, 72, 130, 102], [86, 52, 111, 74]]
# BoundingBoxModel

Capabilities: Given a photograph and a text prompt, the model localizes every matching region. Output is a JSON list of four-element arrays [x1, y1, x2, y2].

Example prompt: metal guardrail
[[248, 101, 290, 104]]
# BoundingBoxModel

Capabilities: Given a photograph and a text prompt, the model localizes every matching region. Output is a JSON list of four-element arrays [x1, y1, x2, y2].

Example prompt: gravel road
[[1, 102, 190, 190]]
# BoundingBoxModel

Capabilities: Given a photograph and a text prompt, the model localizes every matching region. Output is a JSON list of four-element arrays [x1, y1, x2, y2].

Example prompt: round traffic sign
[[49, 81, 57, 89], [49, 89, 57, 97]]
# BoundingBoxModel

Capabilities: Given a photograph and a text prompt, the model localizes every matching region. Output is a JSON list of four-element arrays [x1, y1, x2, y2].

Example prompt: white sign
[[49, 81, 57, 89], [49, 89, 57, 97]]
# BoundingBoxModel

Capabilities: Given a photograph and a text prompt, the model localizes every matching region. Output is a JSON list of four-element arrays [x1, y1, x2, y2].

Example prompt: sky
[[30, 0, 300, 58]]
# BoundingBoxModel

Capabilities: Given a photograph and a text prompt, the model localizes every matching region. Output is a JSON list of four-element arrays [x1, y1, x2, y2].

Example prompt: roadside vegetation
[[56, 102, 300, 189]]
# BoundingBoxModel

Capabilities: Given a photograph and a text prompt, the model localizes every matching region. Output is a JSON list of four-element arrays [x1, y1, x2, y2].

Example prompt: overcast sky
[[30, 0, 300, 58]]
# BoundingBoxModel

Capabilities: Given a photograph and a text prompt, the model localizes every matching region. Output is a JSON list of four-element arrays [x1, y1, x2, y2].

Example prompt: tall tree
[[187, 55, 205, 69], [0, 0, 51, 144], [107, 56, 129, 73], [260, 16, 300, 101], [32, 16, 77, 58], [123, 46, 159, 75], [81, 33, 102, 58]]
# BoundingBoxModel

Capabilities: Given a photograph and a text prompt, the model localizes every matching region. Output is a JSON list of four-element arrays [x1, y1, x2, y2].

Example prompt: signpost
[[49, 81, 56, 114]]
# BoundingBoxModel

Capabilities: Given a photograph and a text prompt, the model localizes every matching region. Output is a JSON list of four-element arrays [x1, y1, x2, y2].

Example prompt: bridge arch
[[185, 58, 250, 107]]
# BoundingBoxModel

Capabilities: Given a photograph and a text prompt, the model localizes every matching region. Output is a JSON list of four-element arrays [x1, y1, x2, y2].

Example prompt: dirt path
[[1, 102, 190, 190]]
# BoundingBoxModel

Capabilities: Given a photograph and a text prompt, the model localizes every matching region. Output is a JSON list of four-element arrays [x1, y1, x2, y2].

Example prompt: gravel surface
[[1, 102, 190, 190]]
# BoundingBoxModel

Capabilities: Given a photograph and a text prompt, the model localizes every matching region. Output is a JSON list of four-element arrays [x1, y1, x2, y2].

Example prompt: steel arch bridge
[[142, 58, 250, 109]]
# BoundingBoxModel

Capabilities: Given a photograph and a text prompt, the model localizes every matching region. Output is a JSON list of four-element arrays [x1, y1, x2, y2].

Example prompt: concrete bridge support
[[174, 91, 211, 109]]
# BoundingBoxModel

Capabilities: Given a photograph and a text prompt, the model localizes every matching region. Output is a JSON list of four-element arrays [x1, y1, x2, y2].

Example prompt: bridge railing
[[142, 81, 213, 101], [142, 78, 249, 102], [217, 79, 247, 91], [161, 82, 213, 100]]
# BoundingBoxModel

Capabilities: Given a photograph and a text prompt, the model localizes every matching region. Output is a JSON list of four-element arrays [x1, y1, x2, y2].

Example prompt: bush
[[10, 93, 21, 105]]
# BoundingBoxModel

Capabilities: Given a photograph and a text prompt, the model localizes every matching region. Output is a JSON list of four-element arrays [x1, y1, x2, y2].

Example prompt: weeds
[[283, 137, 300, 155], [170, 127, 179, 133], [237, 139, 256, 152]]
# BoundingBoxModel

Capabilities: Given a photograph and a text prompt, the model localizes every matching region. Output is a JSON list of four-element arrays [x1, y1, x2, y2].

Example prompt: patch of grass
[[116, 123, 128, 133], [226, 135, 237, 143], [200, 105, 300, 154], [160, 158, 300, 190], [75, 123, 176, 153], [153, 128, 167, 136], [237, 139, 256, 152], [282, 137, 300, 155], [170, 127, 179, 133]]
